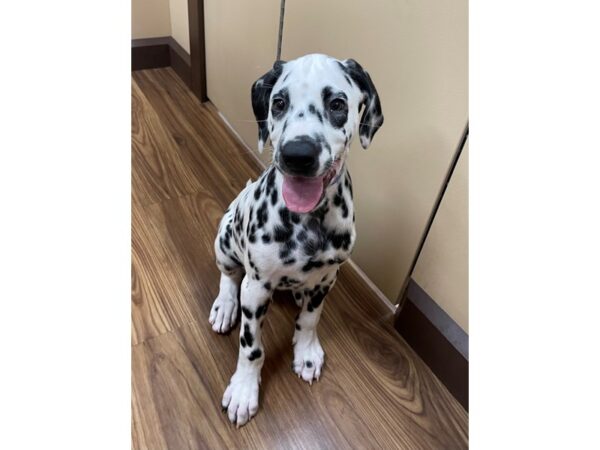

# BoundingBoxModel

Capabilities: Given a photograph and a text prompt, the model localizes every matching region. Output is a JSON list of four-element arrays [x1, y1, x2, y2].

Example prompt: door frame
[[188, 0, 208, 102]]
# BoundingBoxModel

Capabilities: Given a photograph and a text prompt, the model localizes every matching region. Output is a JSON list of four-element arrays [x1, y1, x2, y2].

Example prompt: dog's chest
[[248, 204, 354, 285], [232, 169, 356, 288]]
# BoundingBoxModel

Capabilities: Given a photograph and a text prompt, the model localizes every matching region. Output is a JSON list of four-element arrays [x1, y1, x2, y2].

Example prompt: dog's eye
[[329, 99, 347, 112], [272, 98, 286, 112]]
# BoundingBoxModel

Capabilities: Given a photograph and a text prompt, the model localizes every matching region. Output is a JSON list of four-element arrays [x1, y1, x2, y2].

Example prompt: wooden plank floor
[[132, 67, 468, 449]]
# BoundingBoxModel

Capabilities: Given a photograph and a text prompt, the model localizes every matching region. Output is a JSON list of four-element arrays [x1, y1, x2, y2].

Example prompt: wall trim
[[132, 37, 191, 89], [395, 278, 468, 410], [168, 38, 192, 88], [188, 0, 208, 102], [132, 37, 171, 71]]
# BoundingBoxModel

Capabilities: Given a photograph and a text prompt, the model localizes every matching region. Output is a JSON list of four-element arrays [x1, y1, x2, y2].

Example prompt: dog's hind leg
[[210, 211, 244, 334], [209, 270, 243, 333]]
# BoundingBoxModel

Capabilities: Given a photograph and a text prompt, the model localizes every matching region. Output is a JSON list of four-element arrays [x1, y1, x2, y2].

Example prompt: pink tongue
[[282, 175, 324, 213]]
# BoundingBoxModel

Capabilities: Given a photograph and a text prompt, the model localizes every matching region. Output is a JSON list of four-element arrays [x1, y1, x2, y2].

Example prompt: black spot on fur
[[328, 230, 352, 250], [303, 240, 319, 257], [346, 172, 354, 198], [240, 336, 247, 347], [295, 323, 301, 330], [302, 260, 324, 272], [305, 361, 313, 368], [274, 225, 293, 242], [297, 230, 307, 242], [256, 201, 269, 228], [262, 233, 271, 243], [271, 188, 278, 206], [309, 291, 326, 311], [241, 306, 252, 319], [279, 207, 292, 227], [283, 258, 296, 265], [266, 167, 276, 193], [279, 275, 300, 288], [248, 349, 262, 361], [255, 302, 269, 319], [264, 282, 272, 291], [243, 324, 254, 347]]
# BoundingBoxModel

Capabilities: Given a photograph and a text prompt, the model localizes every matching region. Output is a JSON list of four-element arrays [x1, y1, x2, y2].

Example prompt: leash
[[276, 0, 286, 61]]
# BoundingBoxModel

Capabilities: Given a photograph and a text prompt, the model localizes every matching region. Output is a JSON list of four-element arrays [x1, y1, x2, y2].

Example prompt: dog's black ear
[[251, 60, 285, 153], [342, 59, 384, 149]]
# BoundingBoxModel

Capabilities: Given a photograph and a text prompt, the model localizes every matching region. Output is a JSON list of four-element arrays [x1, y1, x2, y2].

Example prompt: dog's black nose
[[280, 138, 320, 176]]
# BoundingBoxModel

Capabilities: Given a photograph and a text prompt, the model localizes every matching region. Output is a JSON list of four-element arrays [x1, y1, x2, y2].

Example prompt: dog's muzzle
[[280, 137, 320, 177], [279, 148, 345, 214]]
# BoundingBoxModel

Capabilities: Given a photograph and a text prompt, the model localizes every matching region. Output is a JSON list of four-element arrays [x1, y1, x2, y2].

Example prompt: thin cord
[[276, 0, 286, 60]]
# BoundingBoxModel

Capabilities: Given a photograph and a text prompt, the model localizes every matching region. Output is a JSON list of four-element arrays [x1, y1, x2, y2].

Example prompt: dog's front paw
[[293, 337, 325, 384], [209, 295, 238, 334], [222, 370, 260, 427]]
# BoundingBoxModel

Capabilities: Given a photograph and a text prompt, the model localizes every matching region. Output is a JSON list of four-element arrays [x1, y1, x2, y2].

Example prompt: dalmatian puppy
[[209, 53, 383, 427]]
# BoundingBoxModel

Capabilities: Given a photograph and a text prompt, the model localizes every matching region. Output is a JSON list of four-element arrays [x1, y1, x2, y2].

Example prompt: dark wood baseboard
[[132, 37, 191, 89], [132, 37, 171, 71], [395, 279, 469, 410]]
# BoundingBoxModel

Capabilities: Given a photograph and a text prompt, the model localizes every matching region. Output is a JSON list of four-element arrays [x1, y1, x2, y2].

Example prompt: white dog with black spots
[[209, 53, 384, 427]]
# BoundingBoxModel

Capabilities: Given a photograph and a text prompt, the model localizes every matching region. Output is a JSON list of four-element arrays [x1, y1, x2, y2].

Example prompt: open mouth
[[280, 159, 341, 213]]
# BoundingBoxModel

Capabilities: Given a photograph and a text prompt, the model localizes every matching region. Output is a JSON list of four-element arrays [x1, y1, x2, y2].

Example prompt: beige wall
[[204, 0, 280, 166], [132, 0, 189, 54], [282, 0, 468, 300], [169, 0, 190, 53], [414, 139, 468, 332], [132, 0, 171, 39], [205, 0, 468, 302]]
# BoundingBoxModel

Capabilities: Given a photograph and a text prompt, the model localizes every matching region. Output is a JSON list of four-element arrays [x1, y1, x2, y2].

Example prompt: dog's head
[[251, 54, 383, 213]]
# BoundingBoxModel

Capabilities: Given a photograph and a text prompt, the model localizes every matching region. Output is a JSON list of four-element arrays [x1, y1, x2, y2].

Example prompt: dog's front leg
[[292, 279, 334, 384], [222, 274, 271, 427]]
